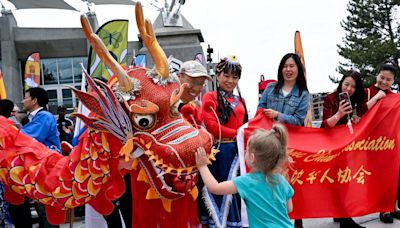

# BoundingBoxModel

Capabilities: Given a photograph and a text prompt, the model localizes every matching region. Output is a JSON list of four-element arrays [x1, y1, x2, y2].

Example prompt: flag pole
[[294, 31, 313, 127]]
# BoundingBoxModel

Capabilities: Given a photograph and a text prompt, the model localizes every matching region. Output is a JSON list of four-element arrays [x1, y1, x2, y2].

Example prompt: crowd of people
[[0, 54, 399, 228], [0, 88, 77, 228]]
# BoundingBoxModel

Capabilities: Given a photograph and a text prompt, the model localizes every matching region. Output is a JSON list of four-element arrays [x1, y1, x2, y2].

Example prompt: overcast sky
[[6, 0, 350, 114]]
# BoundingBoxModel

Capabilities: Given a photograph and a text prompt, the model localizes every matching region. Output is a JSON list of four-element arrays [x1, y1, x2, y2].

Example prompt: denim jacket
[[258, 82, 310, 126]]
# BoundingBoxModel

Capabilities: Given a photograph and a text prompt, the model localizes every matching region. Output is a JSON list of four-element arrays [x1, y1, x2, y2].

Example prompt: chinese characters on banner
[[243, 94, 400, 219]]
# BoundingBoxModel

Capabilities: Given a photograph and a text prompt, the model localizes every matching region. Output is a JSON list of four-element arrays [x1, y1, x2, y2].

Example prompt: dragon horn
[[135, 2, 169, 79], [80, 15, 133, 92]]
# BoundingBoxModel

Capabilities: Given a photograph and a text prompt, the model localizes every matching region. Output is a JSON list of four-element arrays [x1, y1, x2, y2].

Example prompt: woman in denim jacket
[[258, 53, 310, 126], [258, 53, 309, 228]]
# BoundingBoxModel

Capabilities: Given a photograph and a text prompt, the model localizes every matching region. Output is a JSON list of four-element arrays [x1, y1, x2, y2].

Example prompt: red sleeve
[[321, 94, 335, 128], [201, 92, 238, 138], [358, 86, 393, 117], [358, 101, 368, 117], [358, 88, 369, 116]]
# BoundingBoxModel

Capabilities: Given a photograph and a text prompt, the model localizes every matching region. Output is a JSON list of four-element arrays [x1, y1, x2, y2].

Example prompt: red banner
[[244, 94, 400, 219]]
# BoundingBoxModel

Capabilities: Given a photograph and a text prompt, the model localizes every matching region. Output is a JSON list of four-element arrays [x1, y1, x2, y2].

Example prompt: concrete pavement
[[38, 213, 400, 227], [300, 213, 400, 227]]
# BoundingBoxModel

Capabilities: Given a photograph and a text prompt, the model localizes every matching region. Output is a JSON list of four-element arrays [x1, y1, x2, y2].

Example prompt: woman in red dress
[[364, 60, 400, 224], [200, 56, 248, 227], [321, 70, 366, 228]]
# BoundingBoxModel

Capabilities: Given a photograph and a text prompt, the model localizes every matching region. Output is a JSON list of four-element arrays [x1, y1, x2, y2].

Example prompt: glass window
[[42, 59, 58, 85], [62, 89, 73, 109], [73, 57, 84, 83], [41, 57, 88, 114], [58, 58, 73, 84], [47, 89, 58, 114]]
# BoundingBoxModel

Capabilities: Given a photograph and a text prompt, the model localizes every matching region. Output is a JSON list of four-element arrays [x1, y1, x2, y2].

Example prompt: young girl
[[196, 124, 294, 228]]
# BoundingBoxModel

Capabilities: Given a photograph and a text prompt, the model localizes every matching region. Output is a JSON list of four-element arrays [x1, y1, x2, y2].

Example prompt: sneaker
[[294, 219, 303, 228], [380, 212, 394, 223], [333, 218, 341, 222], [339, 218, 365, 228], [391, 210, 400, 219]]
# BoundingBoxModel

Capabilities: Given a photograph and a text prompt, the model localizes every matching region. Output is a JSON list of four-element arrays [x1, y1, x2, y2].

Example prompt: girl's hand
[[263, 109, 279, 119], [195, 147, 210, 167], [338, 100, 352, 118]]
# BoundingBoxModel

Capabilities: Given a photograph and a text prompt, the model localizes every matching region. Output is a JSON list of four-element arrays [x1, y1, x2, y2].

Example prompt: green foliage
[[336, 0, 400, 87]]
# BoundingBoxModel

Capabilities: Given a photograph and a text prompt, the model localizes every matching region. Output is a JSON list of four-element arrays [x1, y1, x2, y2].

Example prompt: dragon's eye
[[132, 114, 156, 129]]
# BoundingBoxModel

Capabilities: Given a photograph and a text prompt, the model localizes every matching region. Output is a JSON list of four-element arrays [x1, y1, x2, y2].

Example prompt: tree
[[333, 0, 400, 87]]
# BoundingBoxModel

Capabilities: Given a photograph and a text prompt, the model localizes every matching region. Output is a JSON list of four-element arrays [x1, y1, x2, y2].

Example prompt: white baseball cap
[[179, 60, 212, 81]]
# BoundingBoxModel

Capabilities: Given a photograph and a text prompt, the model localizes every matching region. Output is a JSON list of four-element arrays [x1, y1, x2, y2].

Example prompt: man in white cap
[[175, 60, 212, 226], [178, 60, 212, 104], [177, 60, 212, 128]]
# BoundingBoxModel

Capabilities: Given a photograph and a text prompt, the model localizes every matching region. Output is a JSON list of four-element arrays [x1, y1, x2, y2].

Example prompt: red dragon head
[[73, 2, 216, 207]]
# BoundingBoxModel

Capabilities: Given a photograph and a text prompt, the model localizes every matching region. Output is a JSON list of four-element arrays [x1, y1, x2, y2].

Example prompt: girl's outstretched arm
[[196, 148, 238, 195]]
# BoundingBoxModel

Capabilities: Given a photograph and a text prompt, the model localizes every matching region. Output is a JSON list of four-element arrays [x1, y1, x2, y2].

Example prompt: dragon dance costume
[[0, 2, 216, 227], [129, 101, 206, 227]]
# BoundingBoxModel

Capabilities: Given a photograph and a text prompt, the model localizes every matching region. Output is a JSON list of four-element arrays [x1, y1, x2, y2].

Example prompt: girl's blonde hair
[[247, 123, 289, 180]]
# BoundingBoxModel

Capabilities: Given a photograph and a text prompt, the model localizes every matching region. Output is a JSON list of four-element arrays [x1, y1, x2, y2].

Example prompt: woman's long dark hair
[[335, 70, 365, 107], [215, 57, 248, 124], [274, 53, 308, 96]]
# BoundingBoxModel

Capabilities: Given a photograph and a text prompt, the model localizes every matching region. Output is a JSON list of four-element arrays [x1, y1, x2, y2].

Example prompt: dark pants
[[34, 203, 59, 228], [9, 198, 59, 228], [9, 198, 32, 228], [103, 174, 132, 228]]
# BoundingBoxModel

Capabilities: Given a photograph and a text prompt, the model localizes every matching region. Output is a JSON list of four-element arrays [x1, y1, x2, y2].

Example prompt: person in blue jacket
[[258, 53, 310, 126], [8, 87, 60, 228], [21, 87, 60, 152]]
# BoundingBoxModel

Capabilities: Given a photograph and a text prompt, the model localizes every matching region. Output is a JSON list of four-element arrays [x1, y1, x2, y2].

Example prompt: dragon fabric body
[[0, 2, 215, 226]]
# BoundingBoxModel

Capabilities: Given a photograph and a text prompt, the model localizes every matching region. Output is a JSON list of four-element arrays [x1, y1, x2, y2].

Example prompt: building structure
[[0, 0, 205, 113]]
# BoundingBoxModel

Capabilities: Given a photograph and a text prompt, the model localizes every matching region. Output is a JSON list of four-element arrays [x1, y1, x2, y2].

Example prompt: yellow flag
[[295, 31, 313, 127], [24, 52, 41, 91], [88, 20, 129, 81], [0, 69, 6, 99]]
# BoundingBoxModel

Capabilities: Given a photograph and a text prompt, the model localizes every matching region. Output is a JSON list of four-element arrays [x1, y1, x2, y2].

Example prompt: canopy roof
[[8, 0, 76, 10], [6, 0, 136, 11], [87, 0, 135, 5]]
